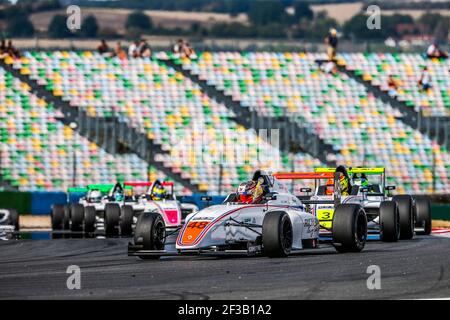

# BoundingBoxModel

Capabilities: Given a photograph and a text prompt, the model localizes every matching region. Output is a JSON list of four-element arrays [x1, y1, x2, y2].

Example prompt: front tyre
[[134, 212, 166, 260], [332, 204, 367, 253], [262, 211, 293, 258]]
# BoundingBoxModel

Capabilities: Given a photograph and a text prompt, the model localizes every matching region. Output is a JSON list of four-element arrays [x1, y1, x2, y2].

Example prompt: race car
[[0, 208, 19, 240], [128, 169, 368, 259], [51, 183, 131, 234], [103, 180, 198, 237], [298, 166, 431, 241], [345, 167, 431, 236]]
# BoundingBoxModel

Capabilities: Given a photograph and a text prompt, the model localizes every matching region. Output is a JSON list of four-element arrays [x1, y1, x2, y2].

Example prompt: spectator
[[387, 74, 400, 97], [418, 66, 432, 92], [128, 40, 139, 58], [114, 41, 127, 60], [173, 39, 184, 57], [426, 42, 448, 59], [0, 39, 7, 59], [319, 60, 337, 75], [97, 39, 111, 57], [138, 39, 152, 58], [182, 41, 197, 59], [5, 40, 20, 59], [325, 28, 338, 61]]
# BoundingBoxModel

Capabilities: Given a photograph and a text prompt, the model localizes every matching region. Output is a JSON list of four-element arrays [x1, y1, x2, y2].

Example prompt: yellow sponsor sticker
[[317, 209, 334, 229]]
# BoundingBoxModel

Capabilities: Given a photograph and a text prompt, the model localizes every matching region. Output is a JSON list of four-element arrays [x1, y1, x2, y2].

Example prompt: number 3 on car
[[317, 209, 334, 229]]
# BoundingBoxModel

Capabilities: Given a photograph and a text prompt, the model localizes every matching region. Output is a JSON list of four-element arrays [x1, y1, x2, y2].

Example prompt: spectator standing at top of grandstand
[[418, 66, 432, 92], [172, 39, 197, 59], [114, 41, 127, 60], [97, 40, 111, 57], [426, 42, 448, 59], [325, 28, 338, 61], [173, 39, 184, 57], [0, 39, 6, 59], [128, 40, 141, 58], [138, 39, 152, 58], [183, 42, 197, 59]]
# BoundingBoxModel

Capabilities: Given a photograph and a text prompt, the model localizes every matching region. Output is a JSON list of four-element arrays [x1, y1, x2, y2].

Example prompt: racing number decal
[[317, 209, 334, 229], [181, 220, 209, 245]]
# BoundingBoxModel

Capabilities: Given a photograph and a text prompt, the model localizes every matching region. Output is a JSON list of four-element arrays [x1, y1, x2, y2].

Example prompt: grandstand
[[0, 50, 449, 195]]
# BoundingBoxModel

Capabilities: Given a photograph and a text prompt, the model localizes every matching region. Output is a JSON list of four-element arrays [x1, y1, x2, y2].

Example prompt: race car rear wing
[[314, 167, 387, 192], [314, 167, 385, 175], [274, 172, 342, 206], [124, 181, 174, 198]]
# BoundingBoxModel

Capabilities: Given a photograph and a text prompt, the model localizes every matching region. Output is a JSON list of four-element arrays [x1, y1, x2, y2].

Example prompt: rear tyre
[[332, 204, 367, 253], [120, 205, 134, 236], [8, 208, 19, 231], [51, 204, 65, 230], [393, 195, 414, 240], [104, 203, 120, 236], [415, 196, 431, 235], [134, 212, 166, 259], [262, 211, 293, 258], [84, 206, 96, 233], [70, 204, 84, 232], [379, 201, 400, 242]]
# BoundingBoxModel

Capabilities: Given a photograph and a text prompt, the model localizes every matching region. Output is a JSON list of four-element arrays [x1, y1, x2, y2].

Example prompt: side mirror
[[263, 194, 277, 201], [300, 188, 312, 193], [201, 196, 212, 202], [385, 186, 396, 191]]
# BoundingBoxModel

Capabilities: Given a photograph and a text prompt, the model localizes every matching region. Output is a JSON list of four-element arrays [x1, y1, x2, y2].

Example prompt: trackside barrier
[[431, 204, 450, 221], [0, 192, 447, 219], [0, 191, 32, 215], [30, 192, 66, 215]]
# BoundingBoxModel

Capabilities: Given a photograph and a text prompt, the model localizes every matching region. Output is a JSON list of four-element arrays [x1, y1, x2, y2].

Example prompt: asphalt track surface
[[0, 234, 449, 299]]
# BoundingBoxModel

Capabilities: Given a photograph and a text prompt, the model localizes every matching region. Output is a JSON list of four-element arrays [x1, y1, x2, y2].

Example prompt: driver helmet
[[236, 178, 264, 204], [114, 189, 123, 201], [151, 184, 166, 200], [89, 189, 102, 203], [352, 173, 369, 187], [325, 179, 334, 195]]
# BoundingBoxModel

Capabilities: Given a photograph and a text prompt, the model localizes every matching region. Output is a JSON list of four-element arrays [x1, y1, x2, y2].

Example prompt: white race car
[[128, 170, 368, 259], [103, 181, 199, 237], [0, 208, 19, 240], [298, 167, 430, 241]]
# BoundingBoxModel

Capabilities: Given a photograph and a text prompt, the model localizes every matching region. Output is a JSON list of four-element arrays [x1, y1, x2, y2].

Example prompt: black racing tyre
[[415, 196, 431, 235], [332, 204, 367, 253], [379, 201, 400, 242], [120, 205, 134, 236], [63, 205, 70, 230], [51, 204, 65, 230], [104, 203, 120, 236], [262, 211, 293, 258], [84, 206, 96, 233], [393, 195, 414, 240], [70, 204, 84, 232], [8, 208, 19, 231], [134, 212, 166, 259]]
